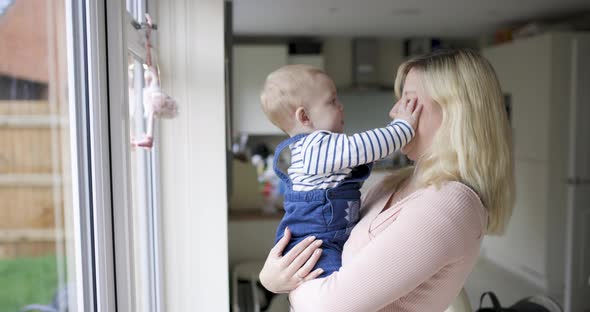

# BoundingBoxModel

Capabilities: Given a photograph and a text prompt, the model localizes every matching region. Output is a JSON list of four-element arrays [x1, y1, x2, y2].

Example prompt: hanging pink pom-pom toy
[[132, 14, 178, 149]]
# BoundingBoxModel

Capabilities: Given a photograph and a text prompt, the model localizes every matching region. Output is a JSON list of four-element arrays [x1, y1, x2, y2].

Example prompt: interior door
[[564, 35, 590, 312]]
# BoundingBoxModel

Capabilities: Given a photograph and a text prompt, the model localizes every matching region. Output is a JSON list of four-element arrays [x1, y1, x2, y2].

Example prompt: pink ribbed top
[[289, 179, 488, 312]]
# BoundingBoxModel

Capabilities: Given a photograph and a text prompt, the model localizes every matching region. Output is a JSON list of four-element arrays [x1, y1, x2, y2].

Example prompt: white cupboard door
[[233, 45, 287, 135], [564, 35, 590, 312]]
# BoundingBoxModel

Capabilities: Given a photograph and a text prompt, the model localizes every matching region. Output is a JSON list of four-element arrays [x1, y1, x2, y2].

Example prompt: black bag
[[476, 291, 562, 312]]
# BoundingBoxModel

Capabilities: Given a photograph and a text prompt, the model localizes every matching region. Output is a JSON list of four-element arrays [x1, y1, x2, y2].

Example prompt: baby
[[260, 64, 421, 277]]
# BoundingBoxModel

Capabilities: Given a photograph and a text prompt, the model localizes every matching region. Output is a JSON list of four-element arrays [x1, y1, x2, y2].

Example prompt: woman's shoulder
[[413, 181, 488, 236], [428, 181, 484, 205], [421, 181, 486, 212]]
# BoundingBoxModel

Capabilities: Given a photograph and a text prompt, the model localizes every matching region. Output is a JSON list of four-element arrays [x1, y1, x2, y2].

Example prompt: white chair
[[445, 288, 472, 312]]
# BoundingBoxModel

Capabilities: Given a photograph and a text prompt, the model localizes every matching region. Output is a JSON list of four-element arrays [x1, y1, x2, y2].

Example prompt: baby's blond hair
[[260, 64, 326, 133]]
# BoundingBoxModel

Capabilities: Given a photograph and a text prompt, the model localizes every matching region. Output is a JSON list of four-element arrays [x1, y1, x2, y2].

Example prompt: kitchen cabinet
[[482, 32, 589, 304], [232, 44, 287, 135], [323, 38, 353, 88], [288, 54, 324, 70]]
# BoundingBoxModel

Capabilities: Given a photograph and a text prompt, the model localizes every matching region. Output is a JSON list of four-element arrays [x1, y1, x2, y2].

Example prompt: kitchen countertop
[[228, 209, 284, 221]]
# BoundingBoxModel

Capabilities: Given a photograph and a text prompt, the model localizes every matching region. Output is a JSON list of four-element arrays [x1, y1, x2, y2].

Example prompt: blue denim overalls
[[273, 134, 372, 277]]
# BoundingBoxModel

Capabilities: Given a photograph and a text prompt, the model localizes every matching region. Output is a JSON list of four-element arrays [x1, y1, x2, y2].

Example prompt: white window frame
[[104, 1, 135, 311], [65, 0, 116, 311], [65, 0, 163, 311], [67, 0, 228, 310], [110, 0, 164, 311]]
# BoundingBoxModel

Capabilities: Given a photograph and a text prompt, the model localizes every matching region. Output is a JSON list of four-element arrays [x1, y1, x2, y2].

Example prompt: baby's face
[[304, 74, 344, 133]]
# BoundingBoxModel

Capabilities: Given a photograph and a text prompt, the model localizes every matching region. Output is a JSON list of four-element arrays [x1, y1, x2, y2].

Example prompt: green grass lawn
[[0, 255, 59, 311]]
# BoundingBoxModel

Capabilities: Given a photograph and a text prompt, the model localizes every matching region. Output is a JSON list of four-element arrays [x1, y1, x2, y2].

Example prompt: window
[[1, 0, 164, 311], [0, 0, 79, 310], [2, 1, 228, 310]]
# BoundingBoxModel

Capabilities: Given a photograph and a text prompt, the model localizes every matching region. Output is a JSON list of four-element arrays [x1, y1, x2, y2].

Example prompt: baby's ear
[[295, 107, 312, 127]]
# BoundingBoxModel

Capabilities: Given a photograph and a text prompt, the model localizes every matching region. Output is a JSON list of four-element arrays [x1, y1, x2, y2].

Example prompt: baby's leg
[[314, 241, 343, 278], [281, 235, 343, 278]]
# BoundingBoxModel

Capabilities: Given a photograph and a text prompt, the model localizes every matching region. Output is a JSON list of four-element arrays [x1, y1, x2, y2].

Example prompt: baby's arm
[[298, 99, 420, 175], [298, 121, 412, 174]]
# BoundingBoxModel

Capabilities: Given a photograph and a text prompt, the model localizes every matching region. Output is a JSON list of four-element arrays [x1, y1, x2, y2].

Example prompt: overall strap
[[273, 133, 308, 187]]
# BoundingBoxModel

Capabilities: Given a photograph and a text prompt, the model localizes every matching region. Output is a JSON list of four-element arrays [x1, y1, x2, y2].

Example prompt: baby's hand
[[392, 98, 422, 131]]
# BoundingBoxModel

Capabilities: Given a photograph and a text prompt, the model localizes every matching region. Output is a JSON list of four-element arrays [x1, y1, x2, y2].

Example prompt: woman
[[259, 49, 515, 311]]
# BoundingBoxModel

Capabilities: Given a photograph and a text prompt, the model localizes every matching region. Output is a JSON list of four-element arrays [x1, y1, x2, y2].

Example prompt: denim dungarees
[[273, 134, 372, 277]]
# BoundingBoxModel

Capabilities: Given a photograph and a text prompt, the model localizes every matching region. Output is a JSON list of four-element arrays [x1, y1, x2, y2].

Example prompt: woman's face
[[390, 68, 442, 161]]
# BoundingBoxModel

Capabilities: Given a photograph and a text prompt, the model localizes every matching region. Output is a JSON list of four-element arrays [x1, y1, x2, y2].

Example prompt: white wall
[[158, 0, 229, 311]]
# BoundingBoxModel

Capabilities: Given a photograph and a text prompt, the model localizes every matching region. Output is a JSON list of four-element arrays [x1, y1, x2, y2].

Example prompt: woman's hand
[[259, 227, 324, 294]]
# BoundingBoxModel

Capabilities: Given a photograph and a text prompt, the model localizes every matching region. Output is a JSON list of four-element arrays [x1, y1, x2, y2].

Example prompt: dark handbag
[[476, 291, 562, 312]]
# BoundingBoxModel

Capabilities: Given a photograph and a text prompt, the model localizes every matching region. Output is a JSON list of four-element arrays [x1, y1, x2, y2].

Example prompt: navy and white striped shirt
[[287, 119, 414, 191]]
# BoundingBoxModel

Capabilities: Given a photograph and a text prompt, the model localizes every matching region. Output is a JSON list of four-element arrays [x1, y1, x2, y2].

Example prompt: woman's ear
[[295, 107, 312, 127]]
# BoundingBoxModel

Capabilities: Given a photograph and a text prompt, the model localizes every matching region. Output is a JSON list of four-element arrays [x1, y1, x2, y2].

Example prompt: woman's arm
[[289, 184, 485, 311]]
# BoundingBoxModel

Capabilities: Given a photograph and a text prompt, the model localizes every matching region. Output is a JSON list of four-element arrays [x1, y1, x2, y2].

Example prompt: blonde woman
[[259, 49, 515, 312]]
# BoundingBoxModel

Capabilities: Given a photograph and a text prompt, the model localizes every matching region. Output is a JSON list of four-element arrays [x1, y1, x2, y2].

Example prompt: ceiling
[[232, 0, 590, 38]]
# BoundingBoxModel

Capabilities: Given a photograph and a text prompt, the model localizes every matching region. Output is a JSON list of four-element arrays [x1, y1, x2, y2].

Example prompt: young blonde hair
[[260, 64, 325, 133], [390, 49, 515, 235]]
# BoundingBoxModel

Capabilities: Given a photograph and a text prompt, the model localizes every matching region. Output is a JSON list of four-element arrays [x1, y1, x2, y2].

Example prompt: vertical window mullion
[[65, 0, 96, 310], [66, 0, 119, 311], [84, 0, 118, 311]]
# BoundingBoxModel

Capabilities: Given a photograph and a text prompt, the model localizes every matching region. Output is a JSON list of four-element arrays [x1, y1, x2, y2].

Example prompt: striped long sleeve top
[[287, 119, 414, 191]]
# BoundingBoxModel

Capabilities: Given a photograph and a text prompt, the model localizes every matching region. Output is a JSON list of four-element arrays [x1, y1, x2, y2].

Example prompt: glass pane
[[126, 0, 136, 16], [128, 52, 159, 312], [126, 0, 146, 21], [0, 0, 75, 311]]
